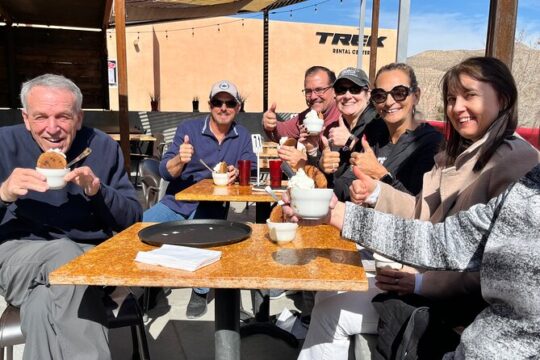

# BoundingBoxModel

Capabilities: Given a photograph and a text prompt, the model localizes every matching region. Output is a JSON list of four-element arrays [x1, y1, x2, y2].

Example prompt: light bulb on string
[[289, 10, 292, 18], [242, 19, 244, 27], [217, 24, 220, 32], [165, 30, 168, 39], [192, 28, 195, 37]]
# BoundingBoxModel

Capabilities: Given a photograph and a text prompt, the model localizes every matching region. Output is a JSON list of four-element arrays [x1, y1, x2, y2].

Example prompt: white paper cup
[[290, 188, 333, 219], [36, 167, 69, 190], [303, 117, 324, 135], [266, 219, 298, 244], [373, 253, 403, 272], [212, 172, 228, 186]]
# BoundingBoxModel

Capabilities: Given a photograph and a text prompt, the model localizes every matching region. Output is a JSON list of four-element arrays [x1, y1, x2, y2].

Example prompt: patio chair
[[139, 158, 161, 210], [0, 291, 150, 360]]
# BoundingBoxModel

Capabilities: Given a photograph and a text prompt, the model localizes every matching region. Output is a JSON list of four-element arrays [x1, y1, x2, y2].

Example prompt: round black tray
[[138, 219, 252, 248]]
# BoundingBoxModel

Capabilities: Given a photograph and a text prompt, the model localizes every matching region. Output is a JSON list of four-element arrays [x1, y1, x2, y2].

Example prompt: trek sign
[[315, 32, 387, 55]]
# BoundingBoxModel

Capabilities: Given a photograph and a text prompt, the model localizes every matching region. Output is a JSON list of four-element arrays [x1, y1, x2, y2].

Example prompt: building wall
[[107, 17, 396, 113]]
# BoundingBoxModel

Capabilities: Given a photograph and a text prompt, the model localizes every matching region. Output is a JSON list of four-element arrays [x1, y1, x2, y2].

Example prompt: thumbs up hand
[[349, 166, 377, 205], [178, 134, 194, 164], [349, 136, 388, 179], [320, 136, 341, 174], [263, 102, 278, 131], [328, 117, 351, 147]]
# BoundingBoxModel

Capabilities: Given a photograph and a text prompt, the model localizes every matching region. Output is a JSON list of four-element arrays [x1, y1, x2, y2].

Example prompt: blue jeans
[[143, 202, 195, 222]]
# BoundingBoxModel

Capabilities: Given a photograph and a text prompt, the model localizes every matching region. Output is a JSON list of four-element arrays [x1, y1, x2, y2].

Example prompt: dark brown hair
[[441, 57, 518, 170], [304, 66, 336, 85]]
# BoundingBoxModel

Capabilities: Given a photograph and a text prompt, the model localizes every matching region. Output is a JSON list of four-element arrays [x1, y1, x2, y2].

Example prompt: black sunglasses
[[371, 85, 415, 104], [210, 99, 238, 108], [334, 85, 367, 96]]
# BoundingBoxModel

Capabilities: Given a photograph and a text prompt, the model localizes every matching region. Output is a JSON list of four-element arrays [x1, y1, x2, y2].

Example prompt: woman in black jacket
[[299, 63, 443, 360]]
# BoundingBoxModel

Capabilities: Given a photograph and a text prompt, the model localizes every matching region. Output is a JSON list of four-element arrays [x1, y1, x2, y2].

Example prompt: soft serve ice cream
[[287, 168, 315, 189], [303, 109, 324, 135]]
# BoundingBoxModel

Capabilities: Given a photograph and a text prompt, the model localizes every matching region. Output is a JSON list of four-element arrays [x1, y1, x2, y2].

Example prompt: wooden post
[[114, 0, 131, 172], [369, 0, 380, 83], [263, 10, 269, 112], [485, 0, 518, 69]]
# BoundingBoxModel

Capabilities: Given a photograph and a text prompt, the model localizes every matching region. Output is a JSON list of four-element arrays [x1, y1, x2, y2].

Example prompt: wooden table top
[[175, 179, 282, 203], [109, 134, 157, 142], [49, 223, 368, 292]]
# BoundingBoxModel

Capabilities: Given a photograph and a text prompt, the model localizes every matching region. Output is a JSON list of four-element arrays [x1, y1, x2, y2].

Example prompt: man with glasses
[[143, 80, 257, 318], [262, 66, 341, 171], [263, 66, 340, 142]]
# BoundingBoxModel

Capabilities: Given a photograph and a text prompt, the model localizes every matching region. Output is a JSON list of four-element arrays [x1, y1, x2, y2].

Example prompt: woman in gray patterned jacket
[[308, 163, 539, 359]]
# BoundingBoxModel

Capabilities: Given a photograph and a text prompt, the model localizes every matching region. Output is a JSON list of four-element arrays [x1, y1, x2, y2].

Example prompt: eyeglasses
[[210, 99, 238, 108], [334, 85, 367, 96], [371, 85, 415, 104], [302, 86, 332, 97]]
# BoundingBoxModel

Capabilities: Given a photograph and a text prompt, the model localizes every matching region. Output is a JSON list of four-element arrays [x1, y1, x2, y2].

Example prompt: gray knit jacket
[[342, 164, 540, 359]]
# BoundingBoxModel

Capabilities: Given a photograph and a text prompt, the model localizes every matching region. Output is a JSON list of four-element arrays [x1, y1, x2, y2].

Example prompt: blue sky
[[260, 0, 540, 56]]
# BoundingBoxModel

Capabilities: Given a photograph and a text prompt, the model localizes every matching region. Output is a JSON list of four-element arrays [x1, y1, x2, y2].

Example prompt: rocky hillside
[[408, 43, 539, 127]]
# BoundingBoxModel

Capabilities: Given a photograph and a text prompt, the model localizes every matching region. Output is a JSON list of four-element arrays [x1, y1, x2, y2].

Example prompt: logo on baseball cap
[[333, 67, 370, 88], [209, 80, 240, 103]]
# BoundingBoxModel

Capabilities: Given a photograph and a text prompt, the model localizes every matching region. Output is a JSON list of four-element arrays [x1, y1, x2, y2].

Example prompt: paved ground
[[0, 202, 306, 360]]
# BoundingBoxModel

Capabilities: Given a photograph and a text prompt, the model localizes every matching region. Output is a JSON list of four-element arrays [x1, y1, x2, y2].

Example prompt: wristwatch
[[380, 172, 395, 184], [342, 134, 358, 152]]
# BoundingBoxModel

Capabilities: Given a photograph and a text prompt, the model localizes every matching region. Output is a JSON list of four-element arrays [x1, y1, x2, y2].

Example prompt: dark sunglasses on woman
[[334, 84, 367, 96], [371, 85, 415, 104], [210, 99, 238, 108]]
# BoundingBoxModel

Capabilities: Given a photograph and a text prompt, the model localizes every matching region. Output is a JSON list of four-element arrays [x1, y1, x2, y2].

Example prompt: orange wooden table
[[175, 178, 281, 223], [50, 223, 367, 360]]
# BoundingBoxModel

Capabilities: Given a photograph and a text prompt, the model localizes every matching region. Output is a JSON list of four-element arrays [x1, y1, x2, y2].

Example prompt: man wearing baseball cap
[[143, 80, 257, 318]]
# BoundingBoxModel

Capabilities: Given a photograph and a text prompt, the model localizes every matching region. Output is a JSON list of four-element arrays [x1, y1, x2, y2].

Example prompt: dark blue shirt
[[159, 116, 257, 216], [0, 125, 142, 244]]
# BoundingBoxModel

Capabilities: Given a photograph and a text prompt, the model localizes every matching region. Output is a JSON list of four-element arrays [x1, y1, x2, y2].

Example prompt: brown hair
[[374, 62, 419, 90], [441, 57, 518, 170], [304, 66, 336, 85]]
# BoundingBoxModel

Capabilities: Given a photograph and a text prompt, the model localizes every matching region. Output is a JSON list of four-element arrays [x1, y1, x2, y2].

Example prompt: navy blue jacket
[[0, 125, 142, 244], [160, 116, 257, 216]]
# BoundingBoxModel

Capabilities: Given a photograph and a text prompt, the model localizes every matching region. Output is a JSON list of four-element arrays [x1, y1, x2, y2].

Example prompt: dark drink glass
[[269, 159, 282, 188], [237, 160, 251, 186]]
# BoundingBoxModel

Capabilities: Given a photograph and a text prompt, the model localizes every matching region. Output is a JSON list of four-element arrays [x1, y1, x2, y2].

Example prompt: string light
[[110, 0, 335, 37]]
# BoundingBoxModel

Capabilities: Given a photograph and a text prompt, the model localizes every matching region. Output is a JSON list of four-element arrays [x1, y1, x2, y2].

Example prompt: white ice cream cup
[[373, 253, 403, 272], [290, 188, 333, 219], [266, 219, 298, 244], [303, 117, 324, 135], [36, 167, 69, 190], [212, 172, 228, 186]]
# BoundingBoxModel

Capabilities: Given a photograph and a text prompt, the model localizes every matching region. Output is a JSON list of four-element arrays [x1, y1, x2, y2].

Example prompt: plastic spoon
[[199, 159, 215, 173], [264, 185, 285, 206], [66, 147, 92, 168]]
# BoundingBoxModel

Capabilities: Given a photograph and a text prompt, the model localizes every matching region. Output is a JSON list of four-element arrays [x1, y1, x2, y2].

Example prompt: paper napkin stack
[[135, 244, 221, 271]]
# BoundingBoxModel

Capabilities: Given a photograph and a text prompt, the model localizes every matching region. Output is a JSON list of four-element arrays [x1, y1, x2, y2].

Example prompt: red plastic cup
[[269, 159, 282, 188], [237, 159, 251, 186]]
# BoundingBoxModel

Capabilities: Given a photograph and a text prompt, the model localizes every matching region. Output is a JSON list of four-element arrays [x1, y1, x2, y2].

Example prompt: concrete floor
[[0, 202, 306, 360]]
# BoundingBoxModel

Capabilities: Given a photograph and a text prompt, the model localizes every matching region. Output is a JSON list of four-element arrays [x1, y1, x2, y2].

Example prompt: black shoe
[[186, 290, 208, 319]]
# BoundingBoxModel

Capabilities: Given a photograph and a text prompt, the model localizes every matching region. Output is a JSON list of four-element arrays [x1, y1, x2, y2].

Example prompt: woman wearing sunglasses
[[330, 63, 443, 201], [300, 63, 443, 359], [297, 57, 539, 359]]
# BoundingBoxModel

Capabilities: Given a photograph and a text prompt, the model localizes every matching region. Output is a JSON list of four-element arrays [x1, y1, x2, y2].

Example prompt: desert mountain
[[408, 42, 539, 127]]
